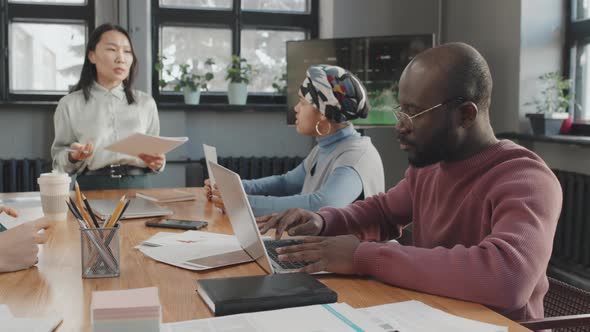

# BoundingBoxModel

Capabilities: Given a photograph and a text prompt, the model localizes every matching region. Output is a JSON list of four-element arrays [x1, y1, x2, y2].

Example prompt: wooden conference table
[[0, 188, 529, 331]]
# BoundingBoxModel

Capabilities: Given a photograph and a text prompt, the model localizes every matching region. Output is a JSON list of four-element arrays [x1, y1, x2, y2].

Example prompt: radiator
[[547, 169, 590, 290], [550, 169, 590, 279], [0, 159, 49, 193], [200, 156, 304, 181]]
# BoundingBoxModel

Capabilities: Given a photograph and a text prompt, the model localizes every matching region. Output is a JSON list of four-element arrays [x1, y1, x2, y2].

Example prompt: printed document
[[358, 300, 508, 332], [161, 303, 383, 332]]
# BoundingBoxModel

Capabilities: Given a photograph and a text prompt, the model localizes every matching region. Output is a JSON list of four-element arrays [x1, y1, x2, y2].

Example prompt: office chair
[[519, 277, 590, 331]]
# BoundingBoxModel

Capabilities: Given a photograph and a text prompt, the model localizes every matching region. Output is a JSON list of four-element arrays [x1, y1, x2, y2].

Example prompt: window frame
[[566, 0, 590, 124], [0, 0, 95, 103], [151, 0, 318, 105]]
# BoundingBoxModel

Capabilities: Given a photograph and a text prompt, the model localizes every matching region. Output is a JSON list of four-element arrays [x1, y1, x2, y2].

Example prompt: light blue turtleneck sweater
[[243, 125, 363, 216]]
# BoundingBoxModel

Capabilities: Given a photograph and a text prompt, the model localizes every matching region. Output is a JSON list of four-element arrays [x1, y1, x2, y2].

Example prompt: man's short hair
[[443, 43, 493, 111]]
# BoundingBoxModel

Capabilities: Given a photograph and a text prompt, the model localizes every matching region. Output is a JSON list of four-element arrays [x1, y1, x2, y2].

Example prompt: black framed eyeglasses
[[392, 96, 466, 130]]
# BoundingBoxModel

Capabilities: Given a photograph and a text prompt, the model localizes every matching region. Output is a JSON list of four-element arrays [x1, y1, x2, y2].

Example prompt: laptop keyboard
[[263, 239, 312, 270]]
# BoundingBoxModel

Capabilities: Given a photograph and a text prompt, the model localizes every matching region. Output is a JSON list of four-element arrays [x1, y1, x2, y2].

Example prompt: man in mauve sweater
[[257, 42, 563, 322]]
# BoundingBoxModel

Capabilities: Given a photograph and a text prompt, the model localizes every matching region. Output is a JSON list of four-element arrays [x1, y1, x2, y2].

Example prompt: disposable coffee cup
[[37, 172, 71, 221]]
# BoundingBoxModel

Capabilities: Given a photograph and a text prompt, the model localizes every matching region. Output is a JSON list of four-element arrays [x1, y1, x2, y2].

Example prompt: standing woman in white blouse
[[51, 23, 165, 190]]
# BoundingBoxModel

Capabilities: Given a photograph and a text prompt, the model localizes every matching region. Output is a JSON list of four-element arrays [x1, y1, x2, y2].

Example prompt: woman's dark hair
[[72, 23, 137, 104]]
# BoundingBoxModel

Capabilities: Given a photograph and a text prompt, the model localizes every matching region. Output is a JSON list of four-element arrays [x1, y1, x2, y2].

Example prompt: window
[[152, 0, 318, 105], [0, 0, 94, 102], [569, 0, 590, 121]]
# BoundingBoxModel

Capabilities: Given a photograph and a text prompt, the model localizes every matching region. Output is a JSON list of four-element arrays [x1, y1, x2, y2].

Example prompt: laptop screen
[[208, 161, 275, 274]]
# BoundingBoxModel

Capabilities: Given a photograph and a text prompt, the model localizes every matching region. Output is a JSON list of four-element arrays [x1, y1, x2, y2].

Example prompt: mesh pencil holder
[[80, 226, 120, 278]]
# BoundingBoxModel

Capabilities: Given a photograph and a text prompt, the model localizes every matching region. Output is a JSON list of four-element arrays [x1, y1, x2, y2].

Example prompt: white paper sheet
[[161, 303, 383, 332], [358, 300, 508, 332], [105, 133, 188, 157], [0, 206, 44, 230], [138, 233, 246, 271], [202, 144, 218, 186], [138, 230, 237, 247], [0, 304, 62, 332], [0, 317, 63, 332], [0, 304, 13, 319]]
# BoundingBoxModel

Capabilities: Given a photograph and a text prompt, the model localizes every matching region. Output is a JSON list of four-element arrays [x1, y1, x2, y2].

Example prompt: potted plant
[[225, 55, 254, 105], [272, 72, 287, 95], [525, 72, 574, 135], [155, 57, 215, 105]]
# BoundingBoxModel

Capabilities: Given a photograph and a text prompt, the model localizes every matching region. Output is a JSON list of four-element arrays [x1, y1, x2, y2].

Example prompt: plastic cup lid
[[37, 171, 71, 184]]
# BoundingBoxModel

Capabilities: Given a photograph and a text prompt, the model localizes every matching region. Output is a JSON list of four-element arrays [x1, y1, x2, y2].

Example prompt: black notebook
[[196, 273, 338, 316]]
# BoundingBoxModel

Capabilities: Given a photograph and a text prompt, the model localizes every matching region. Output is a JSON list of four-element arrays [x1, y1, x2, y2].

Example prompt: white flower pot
[[183, 87, 201, 105], [228, 82, 248, 105]]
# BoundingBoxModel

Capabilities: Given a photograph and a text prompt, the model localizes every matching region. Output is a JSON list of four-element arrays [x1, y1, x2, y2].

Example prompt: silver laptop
[[209, 161, 314, 274], [89, 197, 173, 220]]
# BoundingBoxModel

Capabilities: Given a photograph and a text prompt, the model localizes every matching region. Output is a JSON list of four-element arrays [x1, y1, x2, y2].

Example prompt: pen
[[66, 200, 86, 228], [69, 197, 92, 229], [65, 148, 89, 154], [82, 194, 101, 229], [74, 183, 96, 229], [65, 200, 79, 220]]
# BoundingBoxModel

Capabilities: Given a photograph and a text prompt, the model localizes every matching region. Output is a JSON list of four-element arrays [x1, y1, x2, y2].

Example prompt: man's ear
[[458, 101, 478, 128]]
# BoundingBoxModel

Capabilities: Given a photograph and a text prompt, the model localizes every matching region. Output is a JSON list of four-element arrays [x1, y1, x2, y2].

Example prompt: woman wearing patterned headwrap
[[205, 65, 384, 216]]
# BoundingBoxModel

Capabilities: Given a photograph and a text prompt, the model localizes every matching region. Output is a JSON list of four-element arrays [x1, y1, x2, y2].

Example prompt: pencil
[[107, 198, 129, 228], [74, 181, 83, 207], [106, 195, 126, 228], [114, 199, 131, 225]]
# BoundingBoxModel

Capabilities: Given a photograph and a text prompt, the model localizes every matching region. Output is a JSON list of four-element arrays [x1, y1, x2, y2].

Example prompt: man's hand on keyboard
[[256, 208, 324, 240], [275, 235, 360, 274]]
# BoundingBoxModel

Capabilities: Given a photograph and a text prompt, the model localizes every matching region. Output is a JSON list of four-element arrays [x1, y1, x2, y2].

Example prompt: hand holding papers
[[105, 133, 188, 157]]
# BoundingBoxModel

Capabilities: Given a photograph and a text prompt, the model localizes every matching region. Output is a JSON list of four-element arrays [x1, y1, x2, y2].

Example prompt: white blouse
[[51, 82, 164, 175]]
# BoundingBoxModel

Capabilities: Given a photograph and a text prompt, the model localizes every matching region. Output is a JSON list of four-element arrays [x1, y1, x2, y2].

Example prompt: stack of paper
[[0, 304, 62, 332], [91, 287, 161, 332]]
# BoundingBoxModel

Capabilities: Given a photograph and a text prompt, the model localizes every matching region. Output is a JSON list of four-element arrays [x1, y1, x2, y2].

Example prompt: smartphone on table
[[145, 219, 208, 230]]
